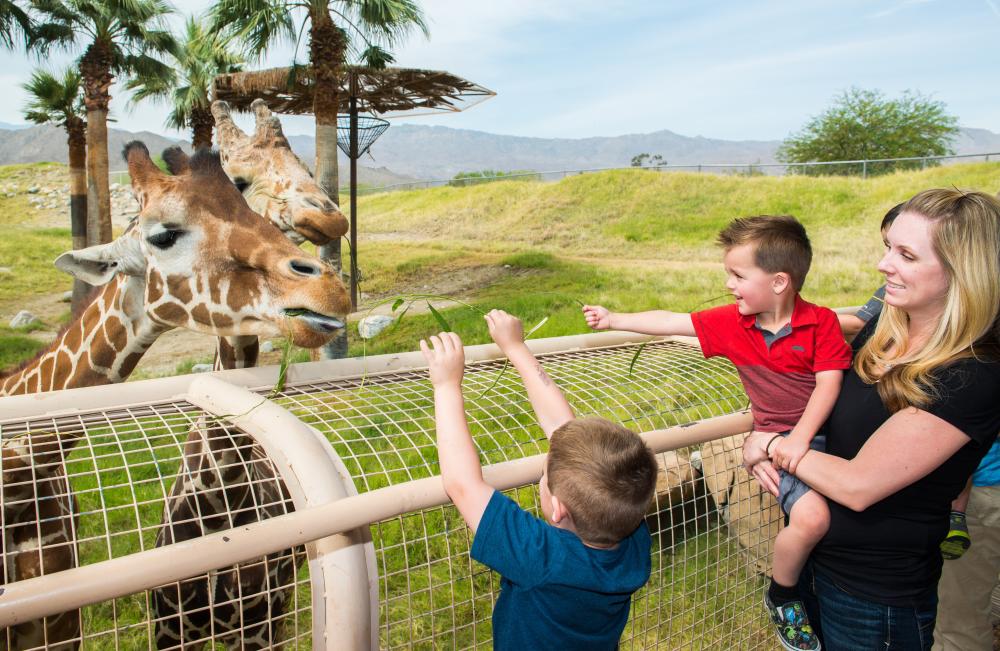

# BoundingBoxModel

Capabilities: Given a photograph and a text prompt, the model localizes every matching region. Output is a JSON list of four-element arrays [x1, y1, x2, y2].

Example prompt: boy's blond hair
[[716, 215, 812, 291], [546, 417, 657, 546]]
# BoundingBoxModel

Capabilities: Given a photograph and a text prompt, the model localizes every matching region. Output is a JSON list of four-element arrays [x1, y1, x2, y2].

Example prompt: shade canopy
[[213, 65, 495, 118]]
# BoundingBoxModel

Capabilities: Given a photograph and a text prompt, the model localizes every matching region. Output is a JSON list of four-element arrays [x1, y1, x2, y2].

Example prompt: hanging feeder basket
[[336, 115, 389, 159]]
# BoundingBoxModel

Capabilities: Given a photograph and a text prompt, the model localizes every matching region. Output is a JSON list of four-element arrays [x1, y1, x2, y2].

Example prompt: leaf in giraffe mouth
[[283, 308, 345, 332]]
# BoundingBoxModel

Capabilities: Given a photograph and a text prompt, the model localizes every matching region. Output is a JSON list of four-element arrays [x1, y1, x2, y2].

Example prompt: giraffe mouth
[[283, 309, 346, 333]]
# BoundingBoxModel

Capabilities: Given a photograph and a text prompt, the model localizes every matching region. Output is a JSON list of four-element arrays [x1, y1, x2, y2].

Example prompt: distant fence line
[[108, 151, 1000, 196], [358, 151, 1000, 196]]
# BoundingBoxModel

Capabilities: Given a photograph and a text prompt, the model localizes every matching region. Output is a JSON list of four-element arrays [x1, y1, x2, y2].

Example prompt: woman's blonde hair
[[855, 188, 1000, 412]]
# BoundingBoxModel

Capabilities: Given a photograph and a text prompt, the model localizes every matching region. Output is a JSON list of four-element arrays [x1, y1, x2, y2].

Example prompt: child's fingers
[[419, 339, 431, 360], [445, 331, 463, 351]]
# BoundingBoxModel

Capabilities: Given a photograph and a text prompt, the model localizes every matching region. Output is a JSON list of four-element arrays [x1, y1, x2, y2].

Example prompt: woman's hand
[[750, 460, 781, 496], [742, 431, 781, 496]]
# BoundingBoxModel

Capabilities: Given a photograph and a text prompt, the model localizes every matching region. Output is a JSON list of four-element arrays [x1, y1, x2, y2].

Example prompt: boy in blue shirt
[[420, 309, 658, 651]]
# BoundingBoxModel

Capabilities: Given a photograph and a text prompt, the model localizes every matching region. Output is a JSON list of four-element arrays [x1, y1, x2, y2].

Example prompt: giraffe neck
[[1, 275, 169, 396], [214, 336, 260, 371]]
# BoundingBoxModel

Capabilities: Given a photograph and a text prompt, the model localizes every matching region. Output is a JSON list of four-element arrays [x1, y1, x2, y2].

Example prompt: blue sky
[[1, 0, 998, 141]]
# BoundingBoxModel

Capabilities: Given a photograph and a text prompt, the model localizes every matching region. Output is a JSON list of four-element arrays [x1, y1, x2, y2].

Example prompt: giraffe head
[[208, 99, 348, 246], [55, 142, 351, 349]]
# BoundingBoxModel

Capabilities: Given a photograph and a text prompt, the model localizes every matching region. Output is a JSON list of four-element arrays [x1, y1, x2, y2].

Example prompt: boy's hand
[[419, 332, 465, 388], [772, 434, 810, 474], [582, 305, 611, 330], [485, 309, 524, 352]]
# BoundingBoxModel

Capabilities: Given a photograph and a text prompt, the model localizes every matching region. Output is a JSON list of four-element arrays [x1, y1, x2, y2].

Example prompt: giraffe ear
[[54, 237, 145, 285]]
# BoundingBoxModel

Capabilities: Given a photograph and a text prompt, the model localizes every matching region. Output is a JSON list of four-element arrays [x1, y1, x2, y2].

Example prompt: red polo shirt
[[691, 295, 852, 432]]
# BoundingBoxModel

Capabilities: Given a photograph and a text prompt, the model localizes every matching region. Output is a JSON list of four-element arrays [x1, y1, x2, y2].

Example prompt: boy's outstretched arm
[[420, 332, 494, 532], [486, 309, 575, 438], [583, 304, 696, 337]]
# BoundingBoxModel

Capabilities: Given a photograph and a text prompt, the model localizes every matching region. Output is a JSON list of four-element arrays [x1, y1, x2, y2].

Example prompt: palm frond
[[209, 0, 295, 59], [0, 0, 34, 49], [21, 65, 84, 126]]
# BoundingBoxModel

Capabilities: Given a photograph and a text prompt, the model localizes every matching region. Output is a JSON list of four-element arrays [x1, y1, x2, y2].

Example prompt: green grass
[[0, 329, 45, 369]]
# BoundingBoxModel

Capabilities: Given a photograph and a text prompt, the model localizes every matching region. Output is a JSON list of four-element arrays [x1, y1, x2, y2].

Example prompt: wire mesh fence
[[360, 151, 1000, 195], [0, 337, 782, 649]]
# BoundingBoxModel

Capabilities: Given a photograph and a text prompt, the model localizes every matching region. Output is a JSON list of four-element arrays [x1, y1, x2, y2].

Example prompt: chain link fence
[[359, 151, 1000, 195]]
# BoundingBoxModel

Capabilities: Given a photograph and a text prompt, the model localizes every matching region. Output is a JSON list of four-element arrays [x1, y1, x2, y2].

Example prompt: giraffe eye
[[147, 229, 183, 250], [232, 177, 250, 193]]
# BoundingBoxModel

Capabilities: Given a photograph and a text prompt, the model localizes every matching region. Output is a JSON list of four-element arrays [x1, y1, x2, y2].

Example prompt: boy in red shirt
[[585, 215, 851, 651]]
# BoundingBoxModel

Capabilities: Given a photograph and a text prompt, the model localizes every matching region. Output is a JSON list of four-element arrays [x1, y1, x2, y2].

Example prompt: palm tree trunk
[[66, 117, 90, 313], [189, 106, 214, 150], [311, 12, 348, 359], [80, 41, 114, 246]]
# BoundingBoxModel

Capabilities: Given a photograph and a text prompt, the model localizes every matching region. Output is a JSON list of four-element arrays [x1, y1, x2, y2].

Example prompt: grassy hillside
[[3, 161, 999, 374]]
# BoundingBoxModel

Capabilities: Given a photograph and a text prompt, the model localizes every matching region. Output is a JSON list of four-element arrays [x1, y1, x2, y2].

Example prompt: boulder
[[260, 340, 275, 353], [358, 314, 395, 339], [191, 363, 214, 374], [645, 450, 707, 549], [9, 310, 40, 329], [700, 433, 782, 576]]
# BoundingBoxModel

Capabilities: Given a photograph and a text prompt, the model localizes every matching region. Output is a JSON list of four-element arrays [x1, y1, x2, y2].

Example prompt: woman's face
[[878, 210, 950, 317]]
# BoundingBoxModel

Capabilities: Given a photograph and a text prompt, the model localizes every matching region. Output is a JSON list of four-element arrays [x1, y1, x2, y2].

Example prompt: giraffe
[[1, 432, 80, 650], [0, 141, 350, 649], [150, 121, 344, 648]]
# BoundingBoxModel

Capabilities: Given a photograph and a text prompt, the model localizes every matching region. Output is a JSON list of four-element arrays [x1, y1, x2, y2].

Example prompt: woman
[[743, 188, 1000, 650]]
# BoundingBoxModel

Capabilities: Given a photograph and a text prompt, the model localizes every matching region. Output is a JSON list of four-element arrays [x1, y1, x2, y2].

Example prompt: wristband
[[765, 434, 783, 457]]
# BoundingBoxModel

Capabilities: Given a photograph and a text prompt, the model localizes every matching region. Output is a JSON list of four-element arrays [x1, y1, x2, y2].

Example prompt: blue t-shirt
[[470, 490, 651, 651], [973, 440, 1000, 486]]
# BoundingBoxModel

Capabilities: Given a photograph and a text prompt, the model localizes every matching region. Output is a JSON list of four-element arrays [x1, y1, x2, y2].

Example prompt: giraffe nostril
[[288, 259, 322, 277]]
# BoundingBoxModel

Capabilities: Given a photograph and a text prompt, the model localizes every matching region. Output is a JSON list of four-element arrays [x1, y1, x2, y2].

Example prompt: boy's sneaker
[[764, 592, 821, 651], [940, 511, 971, 560]]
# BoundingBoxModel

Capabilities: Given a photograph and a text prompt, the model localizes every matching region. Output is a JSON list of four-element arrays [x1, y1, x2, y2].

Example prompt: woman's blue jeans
[[796, 561, 938, 650]]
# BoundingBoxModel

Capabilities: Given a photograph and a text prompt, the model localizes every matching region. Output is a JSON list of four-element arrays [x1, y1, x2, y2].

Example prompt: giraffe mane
[[0, 285, 105, 380]]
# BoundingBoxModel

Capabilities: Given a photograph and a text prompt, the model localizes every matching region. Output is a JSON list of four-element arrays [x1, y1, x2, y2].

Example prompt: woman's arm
[[747, 408, 971, 511]]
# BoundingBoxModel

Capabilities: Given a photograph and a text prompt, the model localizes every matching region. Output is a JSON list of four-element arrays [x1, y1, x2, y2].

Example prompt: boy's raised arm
[[583, 304, 696, 337], [421, 332, 494, 532], [486, 310, 575, 438]]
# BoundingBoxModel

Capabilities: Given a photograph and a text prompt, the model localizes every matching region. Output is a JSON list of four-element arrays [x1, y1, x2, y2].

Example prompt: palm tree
[[30, 0, 177, 246], [22, 66, 90, 312], [127, 16, 243, 150], [1, 0, 33, 48], [210, 0, 427, 358]]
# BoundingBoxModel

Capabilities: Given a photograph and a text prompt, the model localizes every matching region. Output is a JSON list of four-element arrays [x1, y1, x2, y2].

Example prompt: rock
[[503, 264, 511, 268], [191, 363, 214, 373], [26, 186, 39, 194], [10, 310, 41, 328], [358, 314, 395, 339], [700, 434, 781, 575], [60, 290, 73, 302], [260, 340, 275, 353], [0, 267, 11, 275]]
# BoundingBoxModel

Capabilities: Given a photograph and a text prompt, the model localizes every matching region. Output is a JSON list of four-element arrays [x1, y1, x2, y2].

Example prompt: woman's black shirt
[[811, 325, 1000, 605]]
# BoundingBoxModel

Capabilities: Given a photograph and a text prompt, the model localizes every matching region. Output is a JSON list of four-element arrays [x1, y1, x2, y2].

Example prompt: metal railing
[[0, 333, 778, 650], [360, 151, 1000, 195]]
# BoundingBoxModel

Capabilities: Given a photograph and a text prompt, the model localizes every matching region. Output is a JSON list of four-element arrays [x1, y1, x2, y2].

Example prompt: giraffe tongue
[[285, 309, 345, 333]]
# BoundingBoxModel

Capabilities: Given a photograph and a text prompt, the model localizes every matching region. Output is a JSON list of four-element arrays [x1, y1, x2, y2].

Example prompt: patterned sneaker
[[941, 511, 971, 560], [764, 592, 821, 651]]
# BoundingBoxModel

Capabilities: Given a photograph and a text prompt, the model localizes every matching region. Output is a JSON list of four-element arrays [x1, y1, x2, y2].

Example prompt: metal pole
[[349, 93, 359, 311], [862, 160, 867, 179]]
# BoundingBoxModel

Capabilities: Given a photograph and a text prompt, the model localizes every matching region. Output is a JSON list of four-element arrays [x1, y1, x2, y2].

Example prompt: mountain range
[[2, 122, 998, 184]]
